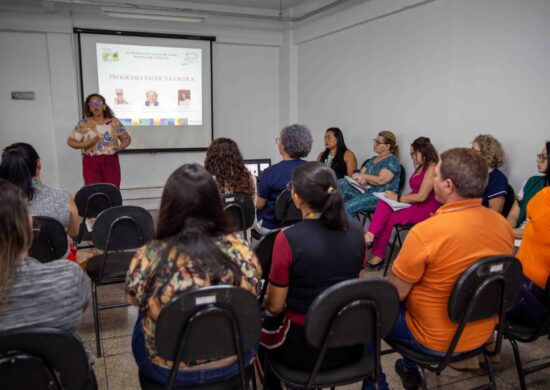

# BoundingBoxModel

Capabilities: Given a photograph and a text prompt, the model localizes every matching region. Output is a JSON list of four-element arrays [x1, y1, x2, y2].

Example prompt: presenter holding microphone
[[67, 93, 131, 188]]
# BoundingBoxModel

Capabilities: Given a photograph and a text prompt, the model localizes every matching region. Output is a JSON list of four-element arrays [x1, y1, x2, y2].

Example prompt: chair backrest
[[74, 183, 122, 218], [155, 286, 261, 362], [221, 193, 255, 235], [306, 277, 399, 349], [274, 189, 302, 225], [448, 255, 522, 324], [398, 164, 406, 193], [253, 228, 282, 302], [92, 206, 154, 252], [0, 328, 90, 390], [29, 216, 68, 263], [502, 184, 515, 217]]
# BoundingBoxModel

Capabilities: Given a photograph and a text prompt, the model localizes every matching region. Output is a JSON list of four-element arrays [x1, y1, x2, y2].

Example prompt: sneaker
[[395, 359, 421, 390]]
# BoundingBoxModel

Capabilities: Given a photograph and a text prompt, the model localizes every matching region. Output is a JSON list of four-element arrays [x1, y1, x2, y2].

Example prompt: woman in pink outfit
[[364, 137, 440, 268]]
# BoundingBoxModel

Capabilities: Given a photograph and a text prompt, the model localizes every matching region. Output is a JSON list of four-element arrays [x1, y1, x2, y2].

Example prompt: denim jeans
[[506, 275, 549, 327], [132, 316, 258, 386]]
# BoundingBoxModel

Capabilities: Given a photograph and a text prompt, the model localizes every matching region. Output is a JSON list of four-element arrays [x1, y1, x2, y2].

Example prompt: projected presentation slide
[[97, 43, 202, 127], [77, 30, 214, 151]]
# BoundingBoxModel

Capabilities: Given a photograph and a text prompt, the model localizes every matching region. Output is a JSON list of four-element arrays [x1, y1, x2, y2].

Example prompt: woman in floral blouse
[[126, 163, 261, 386]]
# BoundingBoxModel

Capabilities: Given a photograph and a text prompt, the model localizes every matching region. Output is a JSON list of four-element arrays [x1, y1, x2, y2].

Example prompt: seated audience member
[[126, 164, 261, 386], [0, 143, 79, 239], [0, 179, 94, 386], [507, 186, 550, 326], [204, 137, 255, 198], [261, 162, 373, 388], [507, 141, 549, 238], [337, 130, 401, 217], [472, 134, 508, 213], [364, 137, 439, 268], [256, 124, 313, 232], [386, 148, 514, 389], [316, 127, 358, 179]]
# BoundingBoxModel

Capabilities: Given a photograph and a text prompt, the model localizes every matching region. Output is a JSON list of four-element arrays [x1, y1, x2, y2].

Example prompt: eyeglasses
[[88, 101, 104, 107], [537, 153, 547, 162], [286, 182, 293, 192], [275, 137, 281, 145], [372, 139, 386, 146]]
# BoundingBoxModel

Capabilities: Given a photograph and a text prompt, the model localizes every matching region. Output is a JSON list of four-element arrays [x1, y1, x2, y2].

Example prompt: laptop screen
[[244, 159, 271, 180]]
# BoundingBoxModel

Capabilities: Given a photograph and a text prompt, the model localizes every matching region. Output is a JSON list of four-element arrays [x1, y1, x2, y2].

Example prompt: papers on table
[[344, 176, 369, 193], [373, 192, 412, 211]]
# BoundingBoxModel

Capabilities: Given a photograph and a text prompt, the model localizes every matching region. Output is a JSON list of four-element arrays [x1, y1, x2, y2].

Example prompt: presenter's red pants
[[83, 154, 121, 188]]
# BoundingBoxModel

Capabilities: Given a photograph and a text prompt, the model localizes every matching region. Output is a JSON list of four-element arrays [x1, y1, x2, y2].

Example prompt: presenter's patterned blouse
[[71, 117, 127, 156], [126, 234, 261, 368]]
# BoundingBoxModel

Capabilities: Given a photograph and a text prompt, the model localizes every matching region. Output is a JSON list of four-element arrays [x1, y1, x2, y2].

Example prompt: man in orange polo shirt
[[387, 148, 514, 389], [506, 186, 550, 326]]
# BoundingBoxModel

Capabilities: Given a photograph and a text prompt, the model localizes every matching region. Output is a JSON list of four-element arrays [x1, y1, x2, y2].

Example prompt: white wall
[[0, 6, 282, 207], [294, 0, 550, 191]]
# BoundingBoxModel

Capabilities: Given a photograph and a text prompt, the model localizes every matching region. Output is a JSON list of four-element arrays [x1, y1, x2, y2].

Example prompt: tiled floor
[[81, 269, 550, 389]]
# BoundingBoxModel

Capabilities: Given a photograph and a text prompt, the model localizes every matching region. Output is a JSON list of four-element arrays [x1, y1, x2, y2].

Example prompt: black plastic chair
[[503, 277, 550, 390], [274, 189, 302, 226], [253, 228, 282, 304], [86, 205, 154, 357], [385, 255, 522, 390], [0, 328, 93, 390], [382, 223, 415, 276], [74, 183, 122, 249], [265, 278, 400, 390], [138, 286, 261, 390], [502, 184, 515, 217], [29, 216, 69, 263], [221, 193, 256, 241]]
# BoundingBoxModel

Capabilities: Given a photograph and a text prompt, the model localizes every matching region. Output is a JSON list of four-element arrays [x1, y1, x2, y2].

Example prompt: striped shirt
[[0, 257, 92, 365]]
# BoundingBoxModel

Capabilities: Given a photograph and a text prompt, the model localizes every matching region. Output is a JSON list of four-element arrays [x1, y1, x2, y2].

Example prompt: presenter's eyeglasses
[[88, 101, 104, 107], [537, 153, 547, 162]]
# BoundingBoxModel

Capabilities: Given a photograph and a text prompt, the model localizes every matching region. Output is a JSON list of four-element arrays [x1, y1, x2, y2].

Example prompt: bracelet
[[397, 194, 401, 202]]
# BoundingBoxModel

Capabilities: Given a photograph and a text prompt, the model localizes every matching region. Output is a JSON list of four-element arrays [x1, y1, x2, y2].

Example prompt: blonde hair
[[473, 134, 504, 168], [0, 180, 32, 307], [378, 130, 399, 157]]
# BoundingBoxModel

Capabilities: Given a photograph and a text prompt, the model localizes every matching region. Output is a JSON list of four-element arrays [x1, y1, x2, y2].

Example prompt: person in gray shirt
[[0, 179, 94, 386]]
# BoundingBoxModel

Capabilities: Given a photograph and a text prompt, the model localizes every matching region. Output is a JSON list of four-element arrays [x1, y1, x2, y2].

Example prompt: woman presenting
[[67, 93, 131, 188]]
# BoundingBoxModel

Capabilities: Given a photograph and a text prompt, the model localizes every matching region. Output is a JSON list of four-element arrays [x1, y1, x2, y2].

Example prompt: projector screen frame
[[73, 27, 215, 153]]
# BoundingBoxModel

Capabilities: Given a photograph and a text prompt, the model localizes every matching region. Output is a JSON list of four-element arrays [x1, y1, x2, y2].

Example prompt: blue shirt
[[257, 159, 306, 229], [482, 168, 508, 207]]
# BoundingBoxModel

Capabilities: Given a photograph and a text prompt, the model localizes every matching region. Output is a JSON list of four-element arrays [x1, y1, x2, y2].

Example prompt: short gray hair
[[280, 124, 312, 159]]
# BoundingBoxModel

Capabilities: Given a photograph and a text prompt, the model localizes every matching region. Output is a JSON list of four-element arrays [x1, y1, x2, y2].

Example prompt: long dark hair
[[156, 164, 242, 285], [204, 138, 255, 197], [0, 143, 40, 200], [0, 180, 32, 307], [83, 93, 115, 119], [320, 127, 348, 164], [292, 162, 348, 230], [411, 137, 439, 171]]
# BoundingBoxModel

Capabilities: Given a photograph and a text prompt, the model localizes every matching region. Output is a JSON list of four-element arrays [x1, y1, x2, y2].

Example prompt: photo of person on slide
[[114, 88, 128, 105], [67, 93, 131, 188], [178, 89, 191, 106], [145, 90, 159, 107]]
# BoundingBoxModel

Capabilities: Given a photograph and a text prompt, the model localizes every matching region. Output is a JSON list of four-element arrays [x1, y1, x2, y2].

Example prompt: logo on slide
[[102, 50, 120, 62]]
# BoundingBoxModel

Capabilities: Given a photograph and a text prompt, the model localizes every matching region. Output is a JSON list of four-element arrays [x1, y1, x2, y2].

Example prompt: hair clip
[[327, 186, 336, 194]]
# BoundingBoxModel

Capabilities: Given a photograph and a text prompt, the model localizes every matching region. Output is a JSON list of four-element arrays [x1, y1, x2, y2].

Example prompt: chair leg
[[383, 229, 399, 277], [419, 366, 428, 390], [91, 282, 102, 357], [509, 338, 527, 390], [482, 353, 497, 390]]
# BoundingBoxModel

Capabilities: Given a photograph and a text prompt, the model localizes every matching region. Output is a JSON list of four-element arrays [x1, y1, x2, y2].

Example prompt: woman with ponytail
[[126, 164, 261, 386], [261, 162, 368, 387]]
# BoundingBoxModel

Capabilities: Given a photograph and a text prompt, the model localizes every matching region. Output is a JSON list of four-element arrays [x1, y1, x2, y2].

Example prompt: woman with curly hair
[[472, 134, 509, 213], [256, 124, 313, 232], [204, 138, 255, 198], [67, 93, 131, 188]]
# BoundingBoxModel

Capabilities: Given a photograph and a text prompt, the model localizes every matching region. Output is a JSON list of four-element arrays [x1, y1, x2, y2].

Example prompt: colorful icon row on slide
[[120, 118, 188, 126]]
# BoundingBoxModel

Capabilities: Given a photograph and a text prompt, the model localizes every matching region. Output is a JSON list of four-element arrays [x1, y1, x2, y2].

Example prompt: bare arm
[[66, 194, 80, 239], [488, 196, 505, 214], [66, 136, 97, 150], [353, 168, 395, 186], [117, 132, 132, 151], [265, 284, 288, 315], [256, 196, 267, 210], [344, 150, 358, 177], [388, 271, 414, 301], [506, 200, 520, 228]]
